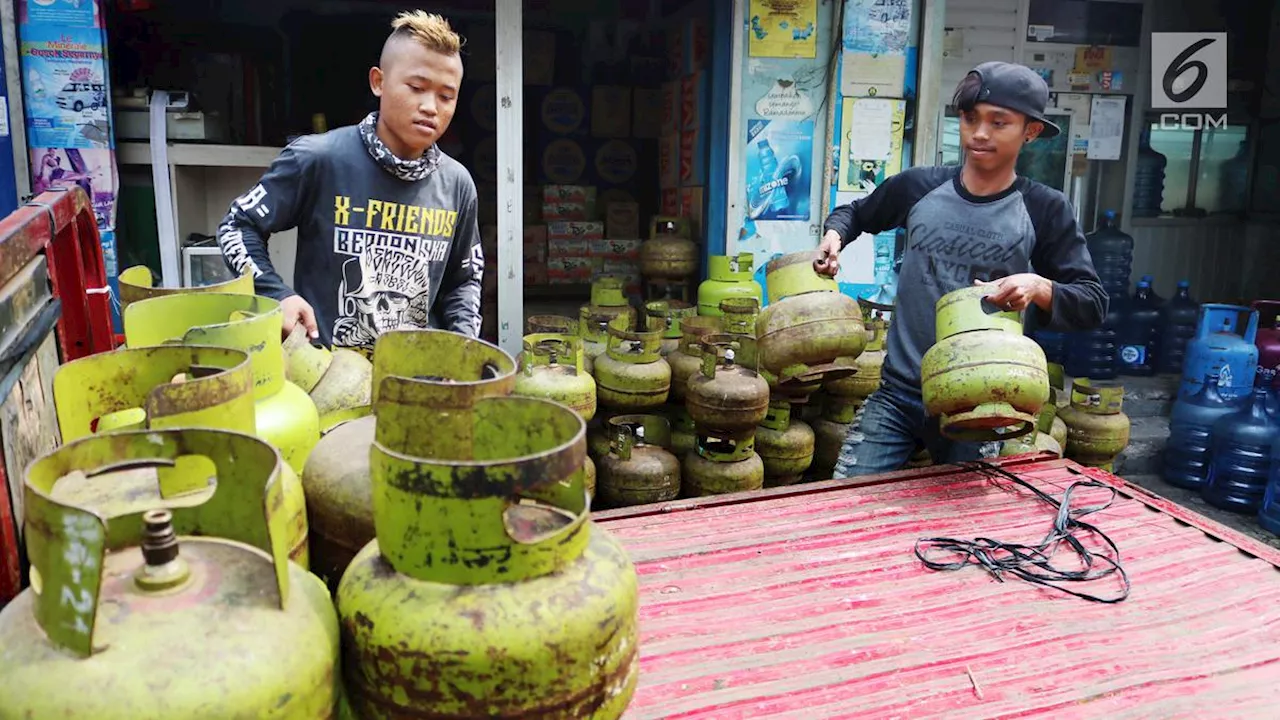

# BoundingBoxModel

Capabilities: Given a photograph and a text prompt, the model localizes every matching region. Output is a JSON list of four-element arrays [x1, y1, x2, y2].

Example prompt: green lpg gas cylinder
[[52, 344, 313, 568], [698, 253, 764, 317], [337, 373, 639, 718], [282, 324, 373, 431], [756, 401, 815, 487], [683, 433, 765, 496], [0, 428, 340, 719], [593, 316, 672, 410], [117, 264, 254, 313], [645, 299, 697, 356], [515, 333, 597, 421], [123, 293, 321, 474], [302, 330, 518, 588]]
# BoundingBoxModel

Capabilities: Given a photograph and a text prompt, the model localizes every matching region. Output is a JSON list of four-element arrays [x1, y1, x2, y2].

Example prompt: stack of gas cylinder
[[0, 267, 641, 718], [1161, 301, 1280, 535]]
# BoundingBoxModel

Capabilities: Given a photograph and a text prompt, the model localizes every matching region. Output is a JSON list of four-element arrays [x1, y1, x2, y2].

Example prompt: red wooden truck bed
[[596, 454, 1280, 719]]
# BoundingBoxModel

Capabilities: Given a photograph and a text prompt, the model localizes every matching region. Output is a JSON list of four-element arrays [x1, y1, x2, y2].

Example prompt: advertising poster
[[841, 0, 910, 97], [745, 118, 812, 222], [19, 0, 119, 323], [747, 0, 818, 59], [837, 97, 905, 195]]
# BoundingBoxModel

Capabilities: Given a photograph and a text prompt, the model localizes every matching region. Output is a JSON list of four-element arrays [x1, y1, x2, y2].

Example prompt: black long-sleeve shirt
[[216, 126, 483, 348], [823, 166, 1107, 392]]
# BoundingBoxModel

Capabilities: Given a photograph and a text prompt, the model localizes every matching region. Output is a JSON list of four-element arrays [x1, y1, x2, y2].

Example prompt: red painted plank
[[598, 457, 1280, 718]]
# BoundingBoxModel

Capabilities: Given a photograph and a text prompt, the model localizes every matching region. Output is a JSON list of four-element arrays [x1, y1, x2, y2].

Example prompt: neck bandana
[[358, 112, 440, 182]]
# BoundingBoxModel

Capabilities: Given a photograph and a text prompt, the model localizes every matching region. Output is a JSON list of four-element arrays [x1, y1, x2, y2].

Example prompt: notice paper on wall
[[1086, 95, 1126, 161], [837, 98, 905, 195]]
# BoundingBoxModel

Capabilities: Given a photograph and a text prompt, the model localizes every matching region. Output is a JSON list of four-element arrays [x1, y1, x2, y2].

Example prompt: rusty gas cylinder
[[825, 315, 886, 404], [597, 415, 682, 508], [0, 428, 340, 719], [526, 314, 577, 335], [756, 401, 815, 486], [282, 324, 373, 430], [810, 396, 859, 479], [682, 433, 765, 496], [514, 333, 597, 421], [645, 299, 697, 356], [718, 297, 759, 337], [1001, 401, 1065, 457], [640, 217, 699, 280], [302, 330, 518, 588], [686, 334, 770, 437], [117, 264, 253, 312], [593, 317, 672, 411], [583, 277, 636, 328], [578, 308, 612, 375], [756, 252, 865, 391], [49, 344, 313, 569], [921, 287, 1050, 441], [337, 379, 637, 718], [667, 316, 721, 402], [1060, 379, 1131, 471]]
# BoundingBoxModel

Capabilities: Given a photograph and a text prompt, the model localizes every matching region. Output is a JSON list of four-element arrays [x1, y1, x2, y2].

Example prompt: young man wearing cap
[[217, 11, 483, 350], [815, 61, 1107, 477]]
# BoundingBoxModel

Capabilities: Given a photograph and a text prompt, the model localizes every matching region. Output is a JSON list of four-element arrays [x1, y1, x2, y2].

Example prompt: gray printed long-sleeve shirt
[[217, 125, 483, 348], [824, 166, 1107, 394]]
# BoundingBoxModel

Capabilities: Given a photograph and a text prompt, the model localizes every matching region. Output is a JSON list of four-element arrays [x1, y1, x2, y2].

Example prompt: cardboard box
[[631, 89, 660, 139], [547, 221, 605, 241], [538, 86, 588, 135], [542, 184, 596, 205], [680, 128, 706, 186], [548, 236, 591, 257], [658, 134, 680, 189], [591, 86, 632, 138], [526, 260, 549, 285], [542, 203, 592, 222], [681, 72, 706, 132], [606, 201, 640, 239], [523, 225, 547, 260], [593, 140, 639, 187], [661, 188, 680, 215], [660, 82, 681, 134], [684, 17, 708, 74], [591, 237, 643, 260], [538, 137, 589, 184], [548, 257, 595, 283]]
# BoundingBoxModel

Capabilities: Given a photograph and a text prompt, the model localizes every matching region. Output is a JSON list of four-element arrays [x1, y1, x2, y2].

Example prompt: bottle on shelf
[[1133, 126, 1167, 218], [1117, 280, 1161, 377]]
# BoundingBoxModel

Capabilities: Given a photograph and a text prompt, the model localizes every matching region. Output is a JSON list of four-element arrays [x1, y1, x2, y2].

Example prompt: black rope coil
[[914, 461, 1131, 604]]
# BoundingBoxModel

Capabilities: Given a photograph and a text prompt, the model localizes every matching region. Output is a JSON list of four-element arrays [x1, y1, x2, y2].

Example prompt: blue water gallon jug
[[1202, 385, 1279, 513], [1117, 280, 1161, 376], [1180, 304, 1260, 402], [1162, 372, 1242, 490], [1139, 274, 1165, 306], [1066, 301, 1125, 380], [1086, 211, 1134, 300], [1157, 280, 1199, 375], [1132, 127, 1167, 218], [1258, 438, 1280, 535], [1032, 330, 1069, 366]]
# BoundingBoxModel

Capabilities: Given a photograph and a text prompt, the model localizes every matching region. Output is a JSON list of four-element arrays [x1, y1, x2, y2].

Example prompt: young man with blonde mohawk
[[218, 11, 483, 350]]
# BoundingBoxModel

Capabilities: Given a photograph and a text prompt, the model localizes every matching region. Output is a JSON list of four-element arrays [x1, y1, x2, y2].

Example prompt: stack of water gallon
[[1162, 300, 1280, 538]]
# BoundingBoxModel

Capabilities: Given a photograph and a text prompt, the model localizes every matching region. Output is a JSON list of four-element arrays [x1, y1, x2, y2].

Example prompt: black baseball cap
[[961, 61, 1061, 138]]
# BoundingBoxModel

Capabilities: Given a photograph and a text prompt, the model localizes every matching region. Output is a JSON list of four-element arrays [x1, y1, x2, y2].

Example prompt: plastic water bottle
[[1066, 302, 1123, 380], [1086, 211, 1134, 302], [1157, 280, 1199, 375], [1139, 274, 1165, 307], [1117, 281, 1161, 376], [1133, 127, 1167, 218]]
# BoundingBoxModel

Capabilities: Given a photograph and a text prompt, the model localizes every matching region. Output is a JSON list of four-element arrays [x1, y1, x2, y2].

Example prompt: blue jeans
[[834, 379, 996, 477]]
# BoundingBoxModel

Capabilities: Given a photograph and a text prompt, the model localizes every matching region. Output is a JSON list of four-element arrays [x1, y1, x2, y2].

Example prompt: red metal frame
[[0, 187, 116, 362], [0, 186, 116, 604]]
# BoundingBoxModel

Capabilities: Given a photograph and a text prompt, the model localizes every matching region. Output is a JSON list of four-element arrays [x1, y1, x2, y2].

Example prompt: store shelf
[[116, 142, 284, 168]]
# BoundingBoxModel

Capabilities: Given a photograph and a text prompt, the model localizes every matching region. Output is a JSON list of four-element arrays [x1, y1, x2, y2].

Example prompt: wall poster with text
[[745, 117, 813, 223], [747, 0, 818, 59]]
